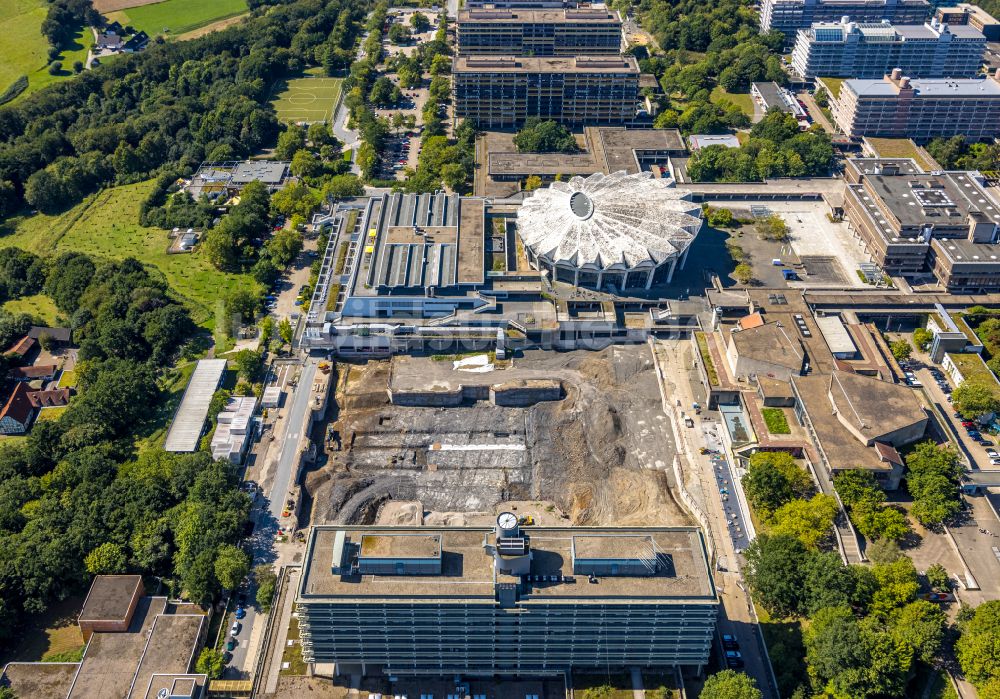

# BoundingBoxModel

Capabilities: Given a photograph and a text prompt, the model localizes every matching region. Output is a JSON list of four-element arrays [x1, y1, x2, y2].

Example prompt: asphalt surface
[[269, 358, 319, 521]]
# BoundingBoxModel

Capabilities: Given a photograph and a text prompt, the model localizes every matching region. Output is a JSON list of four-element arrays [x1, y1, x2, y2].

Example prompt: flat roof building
[[211, 395, 257, 464], [751, 81, 810, 123], [760, 0, 931, 42], [457, 8, 623, 56], [936, 2, 1000, 40], [792, 16, 986, 78], [164, 359, 227, 453], [183, 160, 292, 202], [331, 192, 487, 320], [2, 575, 207, 699], [452, 55, 641, 128], [843, 158, 1000, 291], [296, 518, 718, 677], [688, 134, 741, 151], [830, 69, 1000, 139]]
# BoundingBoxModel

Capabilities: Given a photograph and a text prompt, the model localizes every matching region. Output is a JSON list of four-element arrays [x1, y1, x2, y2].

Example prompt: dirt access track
[[93, 0, 163, 12], [303, 345, 691, 528]]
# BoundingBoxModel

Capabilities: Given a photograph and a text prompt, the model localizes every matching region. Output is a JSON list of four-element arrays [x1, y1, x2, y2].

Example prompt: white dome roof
[[517, 171, 703, 271]]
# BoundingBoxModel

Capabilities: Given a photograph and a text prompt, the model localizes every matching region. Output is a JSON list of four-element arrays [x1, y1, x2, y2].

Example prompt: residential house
[[0, 383, 36, 435]]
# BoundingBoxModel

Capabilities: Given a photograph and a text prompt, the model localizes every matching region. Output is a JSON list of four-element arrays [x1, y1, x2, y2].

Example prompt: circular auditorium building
[[516, 171, 703, 290]]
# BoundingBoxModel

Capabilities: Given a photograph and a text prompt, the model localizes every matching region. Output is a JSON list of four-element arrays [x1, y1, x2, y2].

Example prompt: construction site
[[301, 345, 693, 531]]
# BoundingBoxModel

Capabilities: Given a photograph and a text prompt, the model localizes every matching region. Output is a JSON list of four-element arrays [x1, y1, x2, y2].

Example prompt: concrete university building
[[830, 69, 1000, 139], [456, 7, 623, 56], [296, 516, 718, 677], [792, 16, 986, 78], [760, 0, 930, 42], [843, 157, 1000, 292], [452, 55, 641, 128]]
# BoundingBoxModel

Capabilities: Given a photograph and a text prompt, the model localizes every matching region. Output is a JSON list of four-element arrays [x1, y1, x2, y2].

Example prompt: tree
[[892, 600, 947, 664], [769, 494, 838, 549], [524, 175, 543, 192], [814, 86, 829, 108], [953, 381, 1000, 419], [370, 76, 400, 106], [755, 214, 789, 241], [701, 670, 762, 699], [871, 557, 920, 618], [890, 339, 912, 361], [803, 551, 856, 615], [276, 125, 306, 161], [323, 174, 364, 200], [271, 182, 320, 219], [733, 263, 753, 285], [72, 60, 83, 74], [357, 141, 379, 180], [85, 542, 127, 575], [388, 23, 411, 44], [957, 600, 1000, 687], [256, 564, 278, 612], [265, 229, 304, 267], [906, 441, 962, 527], [48, 61, 62, 75], [745, 533, 808, 617], [441, 163, 467, 191], [214, 544, 251, 591], [707, 207, 734, 227], [290, 149, 321, 178], [913, 327, 933, 350], [410, 11, 430, 31], [232, 349, 264, 382], [224, 287, 263, 326], [925, 563, 950, 591], [196, 647, 225, 679], [307, 122, 333, 148], [742, 451, 812, 514], [278, 318, 293, 346], [805, 605, 864, 692], [513, 118, 579, 153]]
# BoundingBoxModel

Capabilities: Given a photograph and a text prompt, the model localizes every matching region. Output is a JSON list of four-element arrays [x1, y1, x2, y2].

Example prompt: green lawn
[[271, 68, 343, 124], [107, 0, 248, 37], [0, 180, 250, 328], [57, 369, 77, 388], [710, 86, 755, 117], [762, 407, 791, 434], [36, 406, 69, 422], [3, 293, 61, 325], [0, 1, 93, 101], [819, 76, 846, 100]]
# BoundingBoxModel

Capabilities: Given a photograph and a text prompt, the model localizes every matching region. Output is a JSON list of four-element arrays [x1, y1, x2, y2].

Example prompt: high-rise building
[[830, 69, 1000, 139], [296, 519, 718, 677], [936, 2, 1000, 40], [457, 8, 623, 56], [760, 0, 930, 42], [792, 16, 985, 78], [452, 55, 640, 128]]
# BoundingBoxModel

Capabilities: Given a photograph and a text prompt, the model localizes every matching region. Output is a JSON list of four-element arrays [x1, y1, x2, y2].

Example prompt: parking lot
[[906, 358, 1000, 470]]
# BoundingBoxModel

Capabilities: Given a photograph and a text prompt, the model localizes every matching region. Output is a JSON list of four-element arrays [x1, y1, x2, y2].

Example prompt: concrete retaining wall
[[389, 380, 562, 407]]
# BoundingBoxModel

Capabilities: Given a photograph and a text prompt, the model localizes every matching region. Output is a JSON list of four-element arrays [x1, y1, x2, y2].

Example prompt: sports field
[[271, 71, 343, 124], [106, 0, 247, 37]]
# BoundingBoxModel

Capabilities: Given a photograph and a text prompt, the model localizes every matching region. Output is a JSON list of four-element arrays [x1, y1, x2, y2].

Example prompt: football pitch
[[271, 74, 343, 124]]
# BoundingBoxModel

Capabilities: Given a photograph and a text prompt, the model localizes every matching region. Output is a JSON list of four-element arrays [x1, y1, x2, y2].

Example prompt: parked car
[[722, 634, 740, 650], [235, 606, 246, 620], [980, 440, 994, 447], [226, 638, 237, 651], [231, 621, 242, 636], [725, 650, 745, 668]]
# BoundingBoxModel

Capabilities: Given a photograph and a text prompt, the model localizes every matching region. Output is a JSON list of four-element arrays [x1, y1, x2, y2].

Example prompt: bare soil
[[93, 0, 163, 12], [302, 346, 691, 528]]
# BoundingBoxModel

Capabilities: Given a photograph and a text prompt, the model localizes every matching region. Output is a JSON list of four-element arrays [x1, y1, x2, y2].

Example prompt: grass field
[[762, 407, 791, 434], [0, 596, 85, 665], [36, 406, 69, 422], [0, 1, 93, 101], [107, 0, 247, 37], [271, 68, 343, 124], [57, 369, 77, 388], [3, 293, 62, 325], [0, 180, 251, 329], [711, 86, 756, 117]]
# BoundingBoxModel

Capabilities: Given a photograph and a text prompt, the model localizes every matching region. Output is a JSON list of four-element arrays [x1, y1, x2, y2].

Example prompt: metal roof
[[163, 359, 227, 452]]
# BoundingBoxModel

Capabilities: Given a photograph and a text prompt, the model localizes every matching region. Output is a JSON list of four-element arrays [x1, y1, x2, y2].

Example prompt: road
[[798, 91, 836, 134], [269, 358, 319, 521], [651, 339, 779, 699]]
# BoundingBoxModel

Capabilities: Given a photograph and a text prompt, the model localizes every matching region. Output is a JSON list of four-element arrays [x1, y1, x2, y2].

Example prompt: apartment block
[[296, 519, 718, 677], [457, 8, 622, 56], [936, 2, 1000, 40], [452, 55, 640, 128], [843, 158, 1000, 292], [792, 16, 985, 78], [830, 69, 1000, 139], [761, 0, 931, 41]]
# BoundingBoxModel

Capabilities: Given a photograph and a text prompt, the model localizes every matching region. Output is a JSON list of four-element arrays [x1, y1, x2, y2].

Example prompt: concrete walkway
[[799, 92, 836, 134]]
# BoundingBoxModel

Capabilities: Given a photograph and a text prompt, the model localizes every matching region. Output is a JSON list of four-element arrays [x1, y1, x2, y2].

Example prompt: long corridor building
[[296, 518, 718, 677]]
